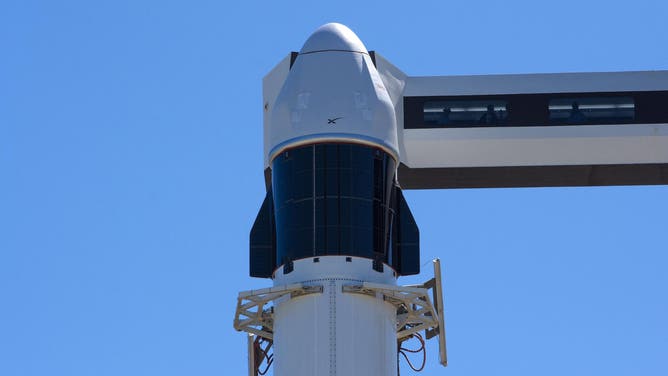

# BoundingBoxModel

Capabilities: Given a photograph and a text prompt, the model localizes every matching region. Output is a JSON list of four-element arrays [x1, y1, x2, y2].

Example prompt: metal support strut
[[342, 259, 448, 367], [233, 283, 323, 340]]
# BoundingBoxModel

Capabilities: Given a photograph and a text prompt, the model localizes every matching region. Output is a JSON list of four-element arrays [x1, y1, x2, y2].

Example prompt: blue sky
[[1, 1, 667, 375]]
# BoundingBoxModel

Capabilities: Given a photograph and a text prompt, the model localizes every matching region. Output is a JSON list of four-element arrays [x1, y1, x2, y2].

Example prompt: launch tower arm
[[371, 57, 668, 189]]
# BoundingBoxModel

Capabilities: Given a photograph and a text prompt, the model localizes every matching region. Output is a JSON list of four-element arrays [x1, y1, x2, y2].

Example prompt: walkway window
[[549, 97, 635, 125], [424, 100, 508, 127]]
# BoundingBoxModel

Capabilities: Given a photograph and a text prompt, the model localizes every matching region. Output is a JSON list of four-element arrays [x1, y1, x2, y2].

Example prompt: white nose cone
[[299, 23, 368, 54], [267, 23, 399, 162]]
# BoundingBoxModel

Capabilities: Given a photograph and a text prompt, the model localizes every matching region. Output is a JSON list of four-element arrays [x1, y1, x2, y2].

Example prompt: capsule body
[[267, 23, 399, 163]]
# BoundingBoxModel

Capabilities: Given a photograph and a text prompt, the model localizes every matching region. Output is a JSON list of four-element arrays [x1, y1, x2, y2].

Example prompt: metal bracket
[[342, 259, 448, 367], [247, 334, 256, 376], [233, 283, 323, 340]]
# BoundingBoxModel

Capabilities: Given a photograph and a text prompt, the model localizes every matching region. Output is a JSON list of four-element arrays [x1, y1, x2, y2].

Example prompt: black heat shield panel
[[394, 187, 420, 275], [249, 190, 276, 278]]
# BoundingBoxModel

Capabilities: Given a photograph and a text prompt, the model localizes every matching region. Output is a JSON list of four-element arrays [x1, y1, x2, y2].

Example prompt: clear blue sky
[[2, 1, 667, 375]]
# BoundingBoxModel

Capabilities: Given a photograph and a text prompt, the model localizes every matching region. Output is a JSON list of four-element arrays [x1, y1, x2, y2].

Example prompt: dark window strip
[[404, 91, 668, 129]]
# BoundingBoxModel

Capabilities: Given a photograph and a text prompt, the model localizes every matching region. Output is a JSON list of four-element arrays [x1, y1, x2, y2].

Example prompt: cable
[[398, 333, 426, 372], [257, 356, 273, 376], [253, 336, 274, 376]]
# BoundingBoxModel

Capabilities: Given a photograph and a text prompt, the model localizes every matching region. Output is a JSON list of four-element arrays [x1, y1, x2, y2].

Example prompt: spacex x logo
[[327, 117, 343, 125]]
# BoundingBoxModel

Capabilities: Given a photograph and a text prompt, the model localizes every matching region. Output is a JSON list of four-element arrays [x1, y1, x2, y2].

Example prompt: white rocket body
[[272, 257, 397, 376]]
